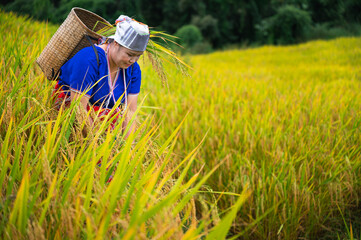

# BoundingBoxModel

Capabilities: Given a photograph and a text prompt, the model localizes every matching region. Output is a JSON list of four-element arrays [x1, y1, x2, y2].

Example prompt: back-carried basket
[[37, 7, 111, 80]]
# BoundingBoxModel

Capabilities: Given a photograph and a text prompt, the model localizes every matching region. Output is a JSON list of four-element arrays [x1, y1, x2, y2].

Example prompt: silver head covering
[[109, 15, 150, 52]]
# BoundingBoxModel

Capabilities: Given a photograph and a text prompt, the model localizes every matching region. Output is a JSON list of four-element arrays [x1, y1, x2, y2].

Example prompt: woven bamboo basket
[[37, 7, 111, 80]]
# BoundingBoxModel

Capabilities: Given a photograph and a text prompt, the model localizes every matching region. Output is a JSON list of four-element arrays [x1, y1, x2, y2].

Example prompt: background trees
[[2, 0, 361, 53]]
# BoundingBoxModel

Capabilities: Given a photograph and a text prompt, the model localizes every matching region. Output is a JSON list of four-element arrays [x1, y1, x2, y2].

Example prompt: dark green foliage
[[306, 22, 361, 41], [344, 0, 361, 23], [191, 15, 219, 44], [269, 5, 312, 44], [2, 0, 361, 50], [5, 0, 56, 22], [308, 0, 344, 23], [175, 25, 203, 48], [174, 25, 213, 54], [53, 0, 143, 24]]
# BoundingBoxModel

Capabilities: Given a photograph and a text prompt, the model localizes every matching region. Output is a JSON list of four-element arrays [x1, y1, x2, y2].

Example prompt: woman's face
[[110, 42, 143, 69]]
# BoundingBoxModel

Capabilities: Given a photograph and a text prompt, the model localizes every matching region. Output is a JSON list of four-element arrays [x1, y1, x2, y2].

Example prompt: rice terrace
[[1, 6, 361, 240]]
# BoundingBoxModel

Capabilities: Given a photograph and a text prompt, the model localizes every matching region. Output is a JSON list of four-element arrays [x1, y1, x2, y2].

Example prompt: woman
[[54, 15, 150, 137]]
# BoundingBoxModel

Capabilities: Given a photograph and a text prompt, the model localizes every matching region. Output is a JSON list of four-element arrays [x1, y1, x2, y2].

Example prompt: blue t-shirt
[[58, 45, 141, 109]]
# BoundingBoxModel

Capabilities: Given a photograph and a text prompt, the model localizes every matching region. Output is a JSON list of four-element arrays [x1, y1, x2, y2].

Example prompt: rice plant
[[141, 37, 361, 238]]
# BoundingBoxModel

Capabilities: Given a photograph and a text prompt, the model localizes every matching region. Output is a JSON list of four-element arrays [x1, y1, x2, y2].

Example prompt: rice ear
[[146, 48, 168, 89]]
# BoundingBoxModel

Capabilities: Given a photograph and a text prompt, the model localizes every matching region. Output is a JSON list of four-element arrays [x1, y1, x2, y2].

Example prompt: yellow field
[[142, 29, 361, 238], [1, 10, 361, 239]]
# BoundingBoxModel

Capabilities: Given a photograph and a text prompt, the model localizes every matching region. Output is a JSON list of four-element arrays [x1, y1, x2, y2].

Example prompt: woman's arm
[[122, 94, 138, 140]]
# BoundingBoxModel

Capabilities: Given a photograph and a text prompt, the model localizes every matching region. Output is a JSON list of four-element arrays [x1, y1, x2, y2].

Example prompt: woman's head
[[110, 15, 150, 52]]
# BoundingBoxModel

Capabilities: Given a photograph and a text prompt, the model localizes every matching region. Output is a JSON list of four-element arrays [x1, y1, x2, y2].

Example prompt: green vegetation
[[2, 0, 361, 53], [175, 25, 203, 48], [263, 5, 312, 44]]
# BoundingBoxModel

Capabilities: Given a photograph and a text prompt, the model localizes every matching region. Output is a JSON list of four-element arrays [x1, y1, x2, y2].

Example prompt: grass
[[2, 9, 361, 239]]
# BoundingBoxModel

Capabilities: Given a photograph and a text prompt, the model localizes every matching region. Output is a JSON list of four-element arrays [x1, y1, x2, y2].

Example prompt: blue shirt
[[58, 45, 141, 109]]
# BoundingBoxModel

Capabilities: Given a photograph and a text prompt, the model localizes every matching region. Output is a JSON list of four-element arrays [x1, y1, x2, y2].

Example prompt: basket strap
[[51, 68, 61, 81], [85, 35, 100, 68]]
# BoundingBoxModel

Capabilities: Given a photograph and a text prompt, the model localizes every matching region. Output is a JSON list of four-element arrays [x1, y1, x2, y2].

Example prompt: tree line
[[2, 0, 361, 53]]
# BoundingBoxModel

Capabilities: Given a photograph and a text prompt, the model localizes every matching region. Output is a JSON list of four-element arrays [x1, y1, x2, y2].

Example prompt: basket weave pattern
[[37, 8, 110, 80]]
